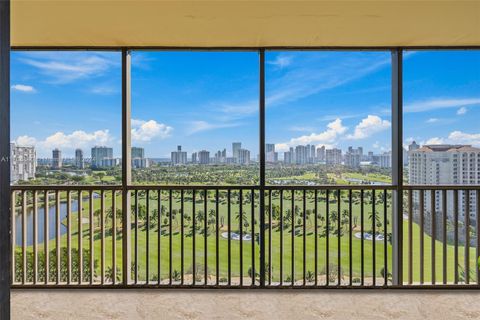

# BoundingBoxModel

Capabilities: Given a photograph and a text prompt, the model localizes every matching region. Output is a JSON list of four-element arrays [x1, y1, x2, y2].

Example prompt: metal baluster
[[204, 189, 208, 285], [268, 190, 272, 286], [181, 190, 185, 285], [349, 190, 353, 287], [454, 190, 459, 284], [360, 190, 364, 286], [215, 190, 219, 285], [442, 190, 447, 285], [372, 189, 376, 287], [78, 190, 83, 284], [314, 190, 318, 287], [420, 190, 424, 285], [157, 190, 161, 285], [383, 190, 388, 287], [89, 190, 94, 285], [44, 190, 49, 284], [67, 191, 72, 285], [431, 190, 436, 285], [291, 190, 295, 286], [169, 189, 173, 285], [33, 191, 38, 284], [251, 189, 255, 286], [240, 189, 243, 286], [192, 189, 196, 285], [227, 190, 231, 286], [280, 189, 284, 286], [146, 190, 150, 284], [303, 190, 306, 286], [408, 190, 413, 285], [337, 189, 341, 286], [326, 189, 330, 286], [100, 190, 105, 285], [465, 190, 470, 285], [112, 190, 117, 285]]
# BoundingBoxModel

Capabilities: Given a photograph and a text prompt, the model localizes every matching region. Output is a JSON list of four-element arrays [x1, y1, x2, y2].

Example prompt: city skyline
[[10, 50, 480, 158]]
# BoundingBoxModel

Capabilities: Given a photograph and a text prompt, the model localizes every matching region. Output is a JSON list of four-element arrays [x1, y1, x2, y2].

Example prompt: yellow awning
[[11, 0, 480, 48]]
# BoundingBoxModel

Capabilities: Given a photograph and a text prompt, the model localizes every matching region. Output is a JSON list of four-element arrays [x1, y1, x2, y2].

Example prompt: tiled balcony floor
[[12, 289, 480, 319]]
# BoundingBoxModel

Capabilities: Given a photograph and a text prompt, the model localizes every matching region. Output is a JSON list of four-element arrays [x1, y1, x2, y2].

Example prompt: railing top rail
[[403, 185, 480, 190], [10, 184, 480, 191], [10, 185, 122, 191]]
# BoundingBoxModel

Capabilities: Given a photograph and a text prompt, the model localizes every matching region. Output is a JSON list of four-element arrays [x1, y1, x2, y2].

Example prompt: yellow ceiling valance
[[11, 0, 480, 48]]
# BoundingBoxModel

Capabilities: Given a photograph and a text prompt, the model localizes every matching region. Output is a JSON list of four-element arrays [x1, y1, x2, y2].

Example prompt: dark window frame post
[[391, 49, 403, 286], [259, 49, 266, 287], [0, 0, 10, 316], [122, 49, 132, 285]]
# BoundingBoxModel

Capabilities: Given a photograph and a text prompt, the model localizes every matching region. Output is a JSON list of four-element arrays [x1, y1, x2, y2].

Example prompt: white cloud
[[447, 131, 480, 146], [267, 54, 293, 68], [275, 118, 347, 151], [457, 106, 468, 115], [404, 98, 480, 113], [423, 131, 480, 147], [131, 119, 173, 142], [187, 120, 241, 135], [42, 130, 112, 149], [426, 118, 439, 123], [14, 135, 37, 146], [11, 84, 36, 93], [19, 52, 118, 84], [346, 115, 391, 140], [14, 129, 113, 157]]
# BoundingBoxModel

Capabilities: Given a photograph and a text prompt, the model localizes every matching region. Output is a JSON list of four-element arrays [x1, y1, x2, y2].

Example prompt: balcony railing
[[10, 184, 480, 288]]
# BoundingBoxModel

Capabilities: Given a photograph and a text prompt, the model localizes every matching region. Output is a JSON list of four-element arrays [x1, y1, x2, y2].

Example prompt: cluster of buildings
[[282, 144, 393, 168], [10, 144, 149, 183], [171, 142, 252, 165]]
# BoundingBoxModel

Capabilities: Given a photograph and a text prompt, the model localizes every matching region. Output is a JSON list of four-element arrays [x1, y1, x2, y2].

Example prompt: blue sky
[[10, 50, 480, 158]]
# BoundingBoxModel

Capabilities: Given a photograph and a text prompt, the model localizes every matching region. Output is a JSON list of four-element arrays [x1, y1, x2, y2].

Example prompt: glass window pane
[[266, 51, 392, 186], [131, 51, 259, 185], [11, 51, 122, 185], [404, 50, 480, 186]]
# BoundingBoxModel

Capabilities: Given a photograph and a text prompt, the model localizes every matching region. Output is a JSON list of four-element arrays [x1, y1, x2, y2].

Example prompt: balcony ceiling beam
[[11, 1, 480, 48]]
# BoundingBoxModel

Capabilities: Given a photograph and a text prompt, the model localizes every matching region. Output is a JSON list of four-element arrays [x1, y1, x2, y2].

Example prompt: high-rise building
[[232, 142, 241, 162], [10, 143, 36, 182], [191, 152, 197, 164], [345, 147, 362, 168], [409, 144, 480, 220], [326, 148, 342, 165], [75, 149, 84, 169], [316, 146, 326, 162], [266, 144, 275, 153], [52, 148, 62, 169], [171, 145, 187, 165], [132, 147, 144, 159], [132, 147, 148, 168], [91, 146, 114, 168], [310, 145, 316, 163], [238, 148, 250, 165], [295, 145, 308, 165], [198, 150, 210, 164], [379, 151, 392, 168], [214, 148, 227, 163]]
